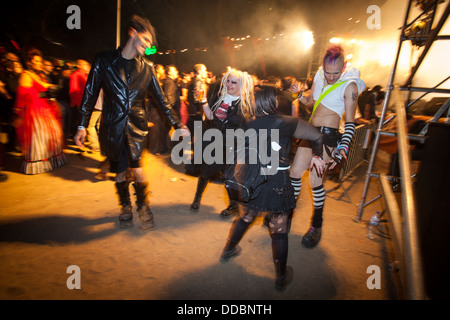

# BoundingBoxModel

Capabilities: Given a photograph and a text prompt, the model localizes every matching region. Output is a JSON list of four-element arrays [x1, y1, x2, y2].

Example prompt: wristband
[[78, 126, 86, 130]]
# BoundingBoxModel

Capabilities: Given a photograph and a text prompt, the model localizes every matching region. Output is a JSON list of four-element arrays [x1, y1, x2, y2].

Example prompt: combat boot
[[115, 181, 133, 229], [133, 182, 155, 230]]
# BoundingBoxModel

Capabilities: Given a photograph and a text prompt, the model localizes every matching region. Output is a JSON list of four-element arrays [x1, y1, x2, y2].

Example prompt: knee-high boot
[[133, 181, 155, 230], [272, 233, 293, 291], [115, 181, 133, 228], [190, 176, 209, 211], [220, 218, 250, 262]]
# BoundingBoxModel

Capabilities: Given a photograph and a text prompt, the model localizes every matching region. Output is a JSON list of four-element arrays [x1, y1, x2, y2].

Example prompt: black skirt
[[246, 169, 296, 214]]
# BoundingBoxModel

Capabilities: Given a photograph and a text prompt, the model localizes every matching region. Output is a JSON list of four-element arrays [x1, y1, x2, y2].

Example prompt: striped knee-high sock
[[290, 177, 302, 200], [312, 185, 325, 228]]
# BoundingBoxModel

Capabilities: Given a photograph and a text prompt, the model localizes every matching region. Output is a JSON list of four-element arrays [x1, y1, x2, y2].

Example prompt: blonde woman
[[190, 68, 254, 218]]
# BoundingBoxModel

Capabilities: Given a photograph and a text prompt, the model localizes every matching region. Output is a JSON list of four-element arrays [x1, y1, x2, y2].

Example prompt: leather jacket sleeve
[[78, 55, 103, 128], [148, 64, 184, 129]]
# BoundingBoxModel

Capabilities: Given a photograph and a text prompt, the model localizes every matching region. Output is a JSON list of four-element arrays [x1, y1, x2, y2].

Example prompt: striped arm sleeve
[[337, 122, 356, 154]]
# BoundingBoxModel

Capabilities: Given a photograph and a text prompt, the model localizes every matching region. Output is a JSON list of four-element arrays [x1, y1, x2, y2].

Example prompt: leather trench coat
[[78, 48, 183, 162]]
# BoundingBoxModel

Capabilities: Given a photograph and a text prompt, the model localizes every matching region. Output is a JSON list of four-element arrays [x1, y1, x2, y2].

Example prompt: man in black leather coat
[[74, 15, 189, 230]]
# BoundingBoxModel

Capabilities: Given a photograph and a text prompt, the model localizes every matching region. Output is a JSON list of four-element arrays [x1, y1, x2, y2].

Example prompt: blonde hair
[[211, 68, 255, 119]]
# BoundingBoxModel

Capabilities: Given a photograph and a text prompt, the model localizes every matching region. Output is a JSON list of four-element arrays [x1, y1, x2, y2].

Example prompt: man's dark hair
[[127, 14, 157, 47]]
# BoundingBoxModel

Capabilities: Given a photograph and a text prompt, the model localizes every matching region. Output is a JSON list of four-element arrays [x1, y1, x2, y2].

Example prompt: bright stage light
[[293, 30, 315, 51], [329, 37, 343, 44]]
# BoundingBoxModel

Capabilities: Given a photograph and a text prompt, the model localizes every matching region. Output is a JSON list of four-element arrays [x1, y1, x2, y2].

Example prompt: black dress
[[243, 114, 298, 213]]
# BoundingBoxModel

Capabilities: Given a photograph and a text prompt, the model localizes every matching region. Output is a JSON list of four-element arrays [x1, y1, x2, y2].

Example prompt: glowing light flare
[[329, 37, 343, 44], [293, 30, 315, 51]]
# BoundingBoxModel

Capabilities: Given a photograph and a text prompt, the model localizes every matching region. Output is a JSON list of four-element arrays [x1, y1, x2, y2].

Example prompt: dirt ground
[[0, 143, 400, 300]]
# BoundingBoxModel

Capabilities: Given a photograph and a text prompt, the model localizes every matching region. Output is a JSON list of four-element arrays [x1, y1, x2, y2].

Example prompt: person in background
[[163, 64, 181, 118], [69, 59, 90, 138], [276, 76, 300, 117], [14, 48, 66, 174], [42, 60, 54, 83], [85, 89, 103, 152]]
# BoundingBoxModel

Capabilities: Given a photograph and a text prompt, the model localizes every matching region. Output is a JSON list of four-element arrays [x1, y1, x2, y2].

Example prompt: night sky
[[1, 0, 388, 77]]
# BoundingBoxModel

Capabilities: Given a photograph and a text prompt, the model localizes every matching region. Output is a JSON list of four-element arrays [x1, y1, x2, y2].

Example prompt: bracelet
[[312, 154, 323, 160], [297, 91, 303, 100], [77, 126, 86, 130]]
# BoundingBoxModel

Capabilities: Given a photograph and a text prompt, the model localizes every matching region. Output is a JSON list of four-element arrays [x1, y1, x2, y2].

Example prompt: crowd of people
[[0, 13, 385, 291]]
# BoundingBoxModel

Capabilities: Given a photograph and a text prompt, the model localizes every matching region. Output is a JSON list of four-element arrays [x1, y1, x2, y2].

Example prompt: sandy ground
[[0, 143, 400, 300]]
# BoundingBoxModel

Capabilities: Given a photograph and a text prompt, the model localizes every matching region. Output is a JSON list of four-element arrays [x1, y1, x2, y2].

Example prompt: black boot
[[220, 200, 239, 218], [301, 226, 322, 248], [274, 260, 293, 292], [133, 182, 155, 230], [220, 218, 250, 262], [220, 241, 241, 263], [190, 176, 208, 211], [115, 181, 133, 229]]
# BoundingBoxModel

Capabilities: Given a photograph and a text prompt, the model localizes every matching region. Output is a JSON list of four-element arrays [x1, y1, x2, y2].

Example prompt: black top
[[244, 113, 323, 213]]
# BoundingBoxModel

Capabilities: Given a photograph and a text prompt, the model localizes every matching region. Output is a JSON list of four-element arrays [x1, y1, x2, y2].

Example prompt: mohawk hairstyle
[[323, 44, 345, 66]]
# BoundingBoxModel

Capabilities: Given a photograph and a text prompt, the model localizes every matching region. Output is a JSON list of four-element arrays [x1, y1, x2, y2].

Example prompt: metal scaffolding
[[355, 0, 450, 300]]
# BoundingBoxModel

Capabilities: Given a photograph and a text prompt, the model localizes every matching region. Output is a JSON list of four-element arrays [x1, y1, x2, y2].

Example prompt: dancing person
[[74, 15, 189, 230], [14, 48, 66, 174], [290, 44, 366, 248], [219, 85, 326, 291], [190, 68, 254, 218]]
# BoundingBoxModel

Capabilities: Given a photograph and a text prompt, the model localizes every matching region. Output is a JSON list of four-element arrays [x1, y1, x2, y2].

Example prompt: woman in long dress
[[15, 48, 66, 174]]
